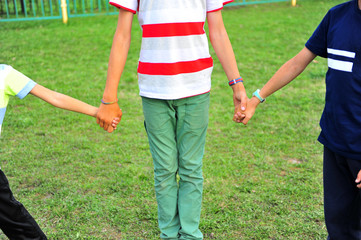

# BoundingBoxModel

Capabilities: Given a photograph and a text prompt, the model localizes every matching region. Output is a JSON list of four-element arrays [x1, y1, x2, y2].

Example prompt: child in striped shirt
[[96, 1, 247, 239]]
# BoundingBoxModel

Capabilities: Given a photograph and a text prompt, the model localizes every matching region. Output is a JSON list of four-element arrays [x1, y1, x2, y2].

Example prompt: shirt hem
[[139, 90, 211, 100], [318, 132, 361, 161]]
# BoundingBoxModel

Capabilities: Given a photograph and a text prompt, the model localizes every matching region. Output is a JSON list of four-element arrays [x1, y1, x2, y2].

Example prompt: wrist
[[252, 89, 266, 103], [251, 96, 262, 106], [228, 77, 243, 87], [102, 89, 117, 102], [231, 80, 245, 93], [101, 98, 118, 105]]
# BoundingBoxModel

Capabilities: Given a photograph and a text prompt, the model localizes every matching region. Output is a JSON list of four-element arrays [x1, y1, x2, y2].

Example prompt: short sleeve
[[2, 65, 36, 100], [109, 0, 138, 14], [207, 0, 233, 13], [305, 11, 329, 58], [0, 64, 36, 135]]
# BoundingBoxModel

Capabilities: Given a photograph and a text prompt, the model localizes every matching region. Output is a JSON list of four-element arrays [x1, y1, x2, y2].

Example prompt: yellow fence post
[[61, 0, 68, 24], [291, 0, 296, 7]]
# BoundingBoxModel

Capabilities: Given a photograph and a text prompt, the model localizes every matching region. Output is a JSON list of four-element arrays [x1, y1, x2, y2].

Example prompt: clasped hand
[[231, 83, 260, 125], [96, 102, 122, 133], [233, 97, 259, 125]]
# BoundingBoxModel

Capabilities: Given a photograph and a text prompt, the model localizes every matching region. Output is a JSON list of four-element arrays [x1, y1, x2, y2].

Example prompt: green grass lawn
[[0, 0, 346, 239]]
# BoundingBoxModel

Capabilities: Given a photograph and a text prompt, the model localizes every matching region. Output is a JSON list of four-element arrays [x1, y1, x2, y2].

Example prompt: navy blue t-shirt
[[305, 0, 361, 160]]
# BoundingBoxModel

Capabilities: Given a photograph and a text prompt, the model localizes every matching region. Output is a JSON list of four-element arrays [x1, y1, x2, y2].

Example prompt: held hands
[[233, 96, 260, 125], [231, 83, 260, 125], [96, 102, 122, 133], [231, 82, 248, 123]]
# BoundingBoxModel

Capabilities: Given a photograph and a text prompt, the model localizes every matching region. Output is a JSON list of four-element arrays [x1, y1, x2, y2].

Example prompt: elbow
[[209, 30, 227, 44], [114, 30, 131, 46], [49, 92, 66, 109]]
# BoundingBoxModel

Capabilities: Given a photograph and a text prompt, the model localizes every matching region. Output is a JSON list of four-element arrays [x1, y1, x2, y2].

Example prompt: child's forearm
[[259, 47, 316, 99], [239, 47, 316, 125], [30, 84, 98, 117]]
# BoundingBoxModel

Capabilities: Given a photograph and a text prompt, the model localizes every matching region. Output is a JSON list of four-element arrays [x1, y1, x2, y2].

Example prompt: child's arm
[[30, 84, 98, 117], [30, 84, 120, 131], [96, 8, 133, 132], [207, 10, 247, 121], [238, 47, 317, 125]]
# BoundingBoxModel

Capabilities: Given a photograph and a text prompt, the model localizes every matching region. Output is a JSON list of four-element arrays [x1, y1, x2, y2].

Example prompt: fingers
[[233, 114, 240, 123], [233, 112, 250, 125], [233, 112, 245, 123], [111, 118, 120, 129], [100, 121, 109, 131], [97, 119, 106, 129], [97, 115, 114, 132], [233, 96, 248, 123], [233, 100, 245, 123], [97, 116, 109, 130], [355, 170, 361, 189], [96, 117, 114, 132]]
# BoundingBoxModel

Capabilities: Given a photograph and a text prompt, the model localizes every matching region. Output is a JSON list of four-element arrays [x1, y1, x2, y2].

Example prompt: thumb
[[118, 109, 123, 118], [107, 125, 115, 133], [355, 170, 361, 183], [242, 116, 250, 125], [356, 170, 361, 189], [240, 95, 247, 112]]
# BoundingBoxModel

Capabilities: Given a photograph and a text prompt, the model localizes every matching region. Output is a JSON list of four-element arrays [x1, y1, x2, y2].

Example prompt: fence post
[[291, 0, 296, 6], [61, 0, 68, 24]]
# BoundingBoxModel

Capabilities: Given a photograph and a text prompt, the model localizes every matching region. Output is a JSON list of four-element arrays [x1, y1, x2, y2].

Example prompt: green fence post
[[58, 0, 62, 16], [31, 0, 36, 17], [14, 0, 18, 18], [81, 0, 85, 13], [41, 0, 45, 16], [5, 0, 10, 18], [49, 0, 53, 16], [66, 0, 70, 18], [22, 0, 27, 17], [73, 0, 77, 14]]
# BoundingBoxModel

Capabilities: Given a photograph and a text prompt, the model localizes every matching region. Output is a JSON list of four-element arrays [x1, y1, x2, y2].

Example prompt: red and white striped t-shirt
[[110, 0, 233, 99]]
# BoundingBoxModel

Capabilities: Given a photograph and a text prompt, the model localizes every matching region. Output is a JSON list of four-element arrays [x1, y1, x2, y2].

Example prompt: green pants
[[142, 93, 210, 240]]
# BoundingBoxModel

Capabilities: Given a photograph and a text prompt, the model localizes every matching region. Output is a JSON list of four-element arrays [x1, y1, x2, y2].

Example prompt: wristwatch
[[252, 89, 265, 103]]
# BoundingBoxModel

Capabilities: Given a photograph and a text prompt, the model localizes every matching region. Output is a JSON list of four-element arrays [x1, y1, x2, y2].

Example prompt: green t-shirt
[[0, 64, 36, 135]]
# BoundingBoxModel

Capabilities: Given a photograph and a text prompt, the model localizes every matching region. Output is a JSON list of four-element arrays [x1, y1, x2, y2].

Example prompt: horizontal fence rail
[[0, 0, 290, 22]]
